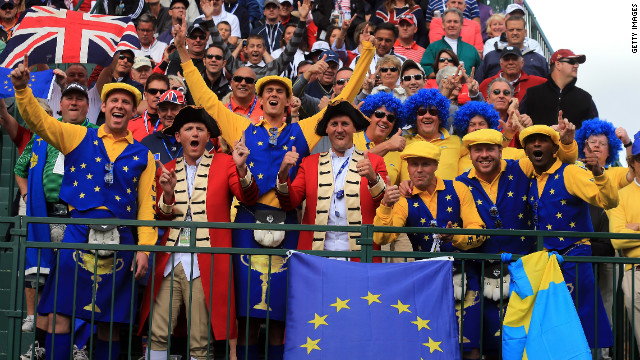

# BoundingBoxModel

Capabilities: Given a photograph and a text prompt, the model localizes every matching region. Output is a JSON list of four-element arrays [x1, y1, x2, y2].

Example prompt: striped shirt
[[393, 39, 426, 62], [425, 0, 479, 22]]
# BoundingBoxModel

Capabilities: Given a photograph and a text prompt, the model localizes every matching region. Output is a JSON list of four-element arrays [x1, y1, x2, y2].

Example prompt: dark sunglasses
[[206, 54, 224, 60], [188, 33, 207, 40], [402, 74, 423, 81], [0, 3, 15, 10], [416, 107, 439, 117], [335, 78, 349, 86], [146, 88, 168, 95], [380, 67, 398, 73], [438, 57, 454, 63], [557, 58, 578, 65], [492, 89, 512, 96], [232, 76, 256, 84], [118, 54, 134, 64], [373, 110, 396, 122]]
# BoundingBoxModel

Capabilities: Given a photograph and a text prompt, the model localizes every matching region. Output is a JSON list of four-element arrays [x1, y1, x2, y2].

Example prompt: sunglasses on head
[[557, 58, 579, 65], [118, 54, 134, 63], [402, 74, 423, 81], [379, 67, 398, 73], [232, 76, 256, 84], [0, 3, 14, 10], [373, 110, 396, 122], [188, 33, 206, 40], [492, 89, 512, 96], [206, 54, 223, 60], [438, 57, 454, 63], [335, 78, 349, 86], [146, 88, 168, 95], [416, 107, 439, 116]]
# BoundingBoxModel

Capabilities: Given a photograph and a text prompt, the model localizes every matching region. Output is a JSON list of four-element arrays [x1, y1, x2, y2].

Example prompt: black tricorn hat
[[162, 106, 220, 138], [315, 100, 371, 136]]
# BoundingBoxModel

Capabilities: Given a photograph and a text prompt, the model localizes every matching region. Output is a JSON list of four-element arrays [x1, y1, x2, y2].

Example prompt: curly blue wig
[[359, 92, 403, 135], [401, 88, 450, 130], [575, 118, 623, 166], [452, 101, 500, 136]]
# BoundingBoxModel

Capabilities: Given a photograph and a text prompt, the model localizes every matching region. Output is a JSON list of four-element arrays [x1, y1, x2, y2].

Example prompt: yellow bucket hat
[[462, 129, 504, 149], [400, 141, 441, 162], [519, 125, 560, 145], [101, 82, 143, 107]]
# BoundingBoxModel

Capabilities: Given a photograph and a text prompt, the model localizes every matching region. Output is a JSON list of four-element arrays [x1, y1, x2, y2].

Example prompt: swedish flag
[[0, 67, 55, 99], [284, 253, 460, 359], [502, 251, 591, 359]]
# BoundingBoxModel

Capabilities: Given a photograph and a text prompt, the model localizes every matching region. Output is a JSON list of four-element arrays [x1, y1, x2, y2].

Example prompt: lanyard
[[162, 136, 183, 162], [265, 23, 279, 54], [334, 157, 350, 180], [229, 96, 257, 116]]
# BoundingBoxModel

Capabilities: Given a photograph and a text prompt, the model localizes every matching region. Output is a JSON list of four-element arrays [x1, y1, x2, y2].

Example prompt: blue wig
[[359, 92, 403, 135], [575, 118, 623, 166], [452, 101, 500, 136], [401, 88, 450, 130]]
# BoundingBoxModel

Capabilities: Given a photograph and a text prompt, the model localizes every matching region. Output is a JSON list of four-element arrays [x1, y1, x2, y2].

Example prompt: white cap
[[505, 4, 525, 15], [310, 41, 331, 53]]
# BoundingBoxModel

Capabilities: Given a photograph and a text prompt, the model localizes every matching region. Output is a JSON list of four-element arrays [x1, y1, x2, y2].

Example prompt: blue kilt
[[38, 209, 137, 323]]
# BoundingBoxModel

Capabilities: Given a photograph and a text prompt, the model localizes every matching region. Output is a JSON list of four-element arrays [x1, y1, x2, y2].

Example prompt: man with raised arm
[[173, 3, 375, 358], [11, 56, 156, 360]]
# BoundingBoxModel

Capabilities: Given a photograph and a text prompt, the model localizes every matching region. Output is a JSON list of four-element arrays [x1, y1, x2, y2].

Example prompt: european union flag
[[0, 67, 55, 99], [284, 253, 461, 359]]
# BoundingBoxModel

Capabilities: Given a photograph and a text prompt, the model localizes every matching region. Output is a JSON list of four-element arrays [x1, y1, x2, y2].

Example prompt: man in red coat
[[139, 106, 259, 360], [276, 100, 387, 259]]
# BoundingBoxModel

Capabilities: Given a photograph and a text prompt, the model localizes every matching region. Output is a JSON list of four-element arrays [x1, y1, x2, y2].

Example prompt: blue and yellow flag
[[284, 253, 460, 359], [0, 67, 55, 99], [502, 251, 590, 359]]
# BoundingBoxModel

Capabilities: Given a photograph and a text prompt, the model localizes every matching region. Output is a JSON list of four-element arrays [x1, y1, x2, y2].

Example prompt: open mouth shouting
[[532, 150, 544, 161]]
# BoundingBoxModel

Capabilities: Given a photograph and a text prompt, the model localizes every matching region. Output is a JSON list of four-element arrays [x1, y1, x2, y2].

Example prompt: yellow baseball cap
[[519, 125, 560, 146], [101, 82, 143, 107], [400, 141, 441, 162], [255, 75, 293, 97], [462, 129, 504, 149]]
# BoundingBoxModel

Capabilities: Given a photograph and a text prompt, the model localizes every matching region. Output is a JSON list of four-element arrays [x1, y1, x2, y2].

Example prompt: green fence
[[2, 216, 640, 359]]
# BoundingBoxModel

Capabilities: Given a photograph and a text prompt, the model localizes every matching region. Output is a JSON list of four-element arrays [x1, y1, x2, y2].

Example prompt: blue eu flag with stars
[[284, 253, 461, 359], [0, 67, 55, 99]]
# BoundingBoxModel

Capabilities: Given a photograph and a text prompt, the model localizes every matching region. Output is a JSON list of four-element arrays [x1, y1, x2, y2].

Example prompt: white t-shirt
[[134, 38, 168, 64], [49, 83, 102, 125], [444, 36, 459, 54], [195, 9, 241, 38]]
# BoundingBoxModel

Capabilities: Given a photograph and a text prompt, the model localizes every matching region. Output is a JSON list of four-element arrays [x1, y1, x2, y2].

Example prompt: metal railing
[[2, 215, 640, 359], [523, 0, 554, 60]]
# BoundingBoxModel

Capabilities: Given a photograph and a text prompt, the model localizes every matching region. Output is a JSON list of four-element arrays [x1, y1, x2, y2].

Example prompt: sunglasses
[[188, 33, 207, 40], [335, 78, 349, 86], [402, 74, 423, 81], [268, 127, 278, 146], [373, 110, 396, 122], [206, 54, 223, 60], [104, 162, 114, 185], [119, 54, 134, 64], [379, 67, 398, 73], [0, 3, 14, 10], [232, 76, 256, 84], [557, 58, 579, 65], [491, 89, 512, 96], [146, 88, 168, 95], [438, 57, 454, 63], [170, 5, 185, 10], [416, 107, 439, 117]]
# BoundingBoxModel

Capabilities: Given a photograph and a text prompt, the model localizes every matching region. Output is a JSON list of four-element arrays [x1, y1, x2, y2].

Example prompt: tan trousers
[[622, 268, 640, 354], [150, 263, 211, 360], [381, 233, 414, 263]]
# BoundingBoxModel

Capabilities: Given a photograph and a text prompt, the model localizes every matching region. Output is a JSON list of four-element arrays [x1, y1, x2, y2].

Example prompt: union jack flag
[[0, 6, 140, 68]]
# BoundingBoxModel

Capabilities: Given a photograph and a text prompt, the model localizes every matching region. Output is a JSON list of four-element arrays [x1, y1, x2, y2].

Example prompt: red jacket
[[139, 151, 259, 340], [276, 149, 386, 261], [480, 71, 547, 103]]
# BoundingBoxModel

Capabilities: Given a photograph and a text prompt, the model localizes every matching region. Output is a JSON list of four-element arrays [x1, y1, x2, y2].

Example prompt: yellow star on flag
[[445, 195, 452, 201], [411, 316, 431, 330], [446, 207, 453, 213], [127, 206, 131, 212], [86, 173, 93, 180], [283, 145, 288, 150], [70, 166, 76, 172], [508, 175, 514, 180], [507, 191, 513, 197], [522, 195, 527, 201], [115, 195, 121, 201], [554, 174, 560, 180], [391, 300, 411, 314], [413, 202, 419, 207], [126, 188, 132, 194], [80, 163, 87, 169], [476, 200, 482, 205], [560, 200, 567, 205], [249, 162, 254, 168], [133, 155, 139, 161], [290, 136, 296, 140], [73, 181, 78, 187], [330, 297, 350, 312], [95, 157, 102, 163], [93, 140, 98, 145], [133, 177, 138, 183], [422, 337, 443, 353], [569, 222, 576, 228], [258, 141, 263, 146], [79, 192, 85, 199], [518, 213, 523, 219], [420, 218, 426, 224], [546, 224, 552, 230], [549, 189, 555, 195], [300, 337, 321, 354], [123, 166, 129, 172], [94, 186, 100, 192], [556, 212, 562, 219], [308, 313, 328, 329], [468, 186, 473, 191], [258, 173, 264, 179], [361, 291, 381, 305]]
